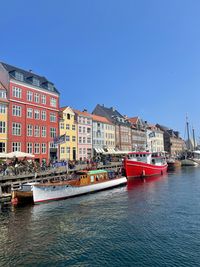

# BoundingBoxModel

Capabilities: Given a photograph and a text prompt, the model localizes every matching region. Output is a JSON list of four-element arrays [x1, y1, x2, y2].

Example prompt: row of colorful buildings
[[0, 62, 186, 163]]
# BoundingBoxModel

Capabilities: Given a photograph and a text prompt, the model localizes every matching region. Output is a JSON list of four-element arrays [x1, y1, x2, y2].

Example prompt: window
[[27, 143, 33, 154], [72, 125, 76, 131], [83, 148, 86, 155], [83, 127, 86, 133], [27, 125, 33, 136], [50, 97, 56, 107], [12, 105, 21, 117], [79, 148, 82, 154], [66, 147, 70, 153], [0, 90, 6, 99], [34, 110, 40, 120], [0, 104, 6, 114], [66, 135, 70, 141], [27, 91, 33, 101], [87, 137, 91, 144], [12, 142, 21, 152], [0, 122, 5, 133], [34, 125, 40, 137], [87, 128, 91, 134], [79, 126, 81, 133], [87, 119, 91, 125], [41, 126, 46, 137], [83, 137, 86, 143], [72, 136, 76, 142], [32, 78, 40, 86], [0, 142, 5, 152], [50, 113, 56, 122], [34, 93, 40, 103], [12, 123, 21, 136], [67, 114, 70, 120], [34, 143, 40, 154], [41, 111, 46, 120], [60, 123, 64, 129], [50, 127, 56, 138], [41, 95, 46, 104], [79, 137, 82, 143], [41, 143, 46, 154], [15, 72, 23, 81], [66, 124, 70, 130], [27, 108, 33, 118], [61, 147, 65, 154], [12, 87, 21, 98]]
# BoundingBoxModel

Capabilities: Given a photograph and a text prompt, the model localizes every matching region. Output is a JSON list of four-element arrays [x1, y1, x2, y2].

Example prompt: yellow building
[[0, 82, 8, 152], [59, 106, 77, 161]]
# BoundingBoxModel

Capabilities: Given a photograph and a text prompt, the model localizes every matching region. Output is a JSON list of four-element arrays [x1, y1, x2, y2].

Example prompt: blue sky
[[1, 0, 200, 138]]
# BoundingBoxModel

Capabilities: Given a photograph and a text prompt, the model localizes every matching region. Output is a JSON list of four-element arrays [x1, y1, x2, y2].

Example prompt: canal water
[[1, 167, 200, 267]]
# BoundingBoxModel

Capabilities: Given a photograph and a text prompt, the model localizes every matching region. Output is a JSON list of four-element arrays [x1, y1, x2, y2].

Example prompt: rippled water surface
[[1, 167, 200, 266]]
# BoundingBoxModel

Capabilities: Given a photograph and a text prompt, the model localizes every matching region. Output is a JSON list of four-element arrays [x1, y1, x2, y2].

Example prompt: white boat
[[32, 169, 127, 204]]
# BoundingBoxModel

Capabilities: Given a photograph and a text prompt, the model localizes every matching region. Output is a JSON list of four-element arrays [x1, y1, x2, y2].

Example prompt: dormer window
[[15, 71, 24, 81], [32, 77, 40, 86], [42, 82, 54, 91], [47, 83, 54, 91]]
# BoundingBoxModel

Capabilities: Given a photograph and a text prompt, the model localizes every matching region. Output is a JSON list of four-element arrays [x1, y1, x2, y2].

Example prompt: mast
[[186, 115, 190, 150], [192, 127, 196, 150]]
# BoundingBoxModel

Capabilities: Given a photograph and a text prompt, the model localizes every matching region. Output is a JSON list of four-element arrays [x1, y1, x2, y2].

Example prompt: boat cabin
[[127, 152, 166, 166], [77, 170, 108, 186]]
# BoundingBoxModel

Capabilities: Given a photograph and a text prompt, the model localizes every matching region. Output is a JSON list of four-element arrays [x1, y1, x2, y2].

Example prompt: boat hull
[[124, 159, 168, 179], [181, 159, 198, 166], [33, 177, 127, 204], [11, 191, 33, 204]]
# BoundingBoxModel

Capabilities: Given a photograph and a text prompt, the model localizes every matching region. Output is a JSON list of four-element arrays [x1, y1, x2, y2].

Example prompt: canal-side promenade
[[1, 167, 200, 267]]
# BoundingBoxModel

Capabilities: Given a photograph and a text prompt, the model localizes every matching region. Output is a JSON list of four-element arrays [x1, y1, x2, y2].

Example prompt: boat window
[[90, 176, 94, 183], [136, 154, 139, 157]]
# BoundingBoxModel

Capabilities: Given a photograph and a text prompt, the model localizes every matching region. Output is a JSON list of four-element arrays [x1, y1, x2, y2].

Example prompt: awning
[[94, 148, 105, 153], [6, 151, 35, 158]]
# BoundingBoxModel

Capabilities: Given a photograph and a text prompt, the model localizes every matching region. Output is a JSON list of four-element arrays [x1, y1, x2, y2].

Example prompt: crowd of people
[[0, 155, 123, 176]]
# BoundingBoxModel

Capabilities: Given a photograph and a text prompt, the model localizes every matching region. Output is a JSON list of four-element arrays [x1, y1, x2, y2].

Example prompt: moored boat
[[123, 151, 168, 179], [32, 169, 127, 204], [167, 158, 181, 171], [11, 182, 36, 204]]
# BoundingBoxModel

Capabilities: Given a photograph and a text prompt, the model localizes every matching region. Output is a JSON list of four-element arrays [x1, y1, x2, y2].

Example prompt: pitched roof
[[93, 104, 131, 127], [73, 109, 92, 118], [128, 117, 139, 124], [91, 114, 113, 124], [1, 62, 59, 95]]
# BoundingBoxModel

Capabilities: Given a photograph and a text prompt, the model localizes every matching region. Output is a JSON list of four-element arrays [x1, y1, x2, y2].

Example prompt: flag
[[54, 134, 66, 144]]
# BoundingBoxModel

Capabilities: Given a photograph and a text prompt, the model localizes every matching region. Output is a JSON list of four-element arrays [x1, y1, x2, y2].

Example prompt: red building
[[0, 62, 60, 163]]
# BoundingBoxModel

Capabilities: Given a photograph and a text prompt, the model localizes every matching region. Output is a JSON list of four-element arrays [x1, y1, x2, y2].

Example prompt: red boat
[[123, 151, 168, 179]]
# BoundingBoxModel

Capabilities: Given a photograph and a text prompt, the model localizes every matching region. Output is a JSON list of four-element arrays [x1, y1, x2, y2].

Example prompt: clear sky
[[1, 0, 200, 139]]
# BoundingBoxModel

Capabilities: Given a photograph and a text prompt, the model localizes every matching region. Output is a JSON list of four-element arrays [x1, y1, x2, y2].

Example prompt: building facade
[[128, 117, 147, 151], [0, 62, 60, 163], [0, 82, 8, 152], [74, 109, 92, 161], [91, 114, 115, 154], [59, 107, 77, 161], [93, 104, 132, 151], [146, 124, 164, 152], [156, 124, 185, 156]]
